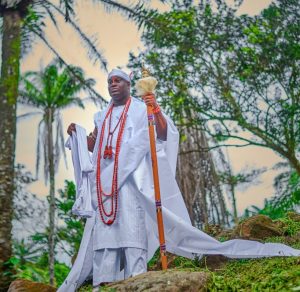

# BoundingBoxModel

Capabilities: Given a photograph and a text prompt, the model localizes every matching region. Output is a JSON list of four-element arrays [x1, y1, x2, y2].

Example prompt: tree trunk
[[230, 183, 238, 224], [289, 154, 300, 177], [176, 114, 228, 228], [0, 10, 21, 291], [46, 109, 55, 285]]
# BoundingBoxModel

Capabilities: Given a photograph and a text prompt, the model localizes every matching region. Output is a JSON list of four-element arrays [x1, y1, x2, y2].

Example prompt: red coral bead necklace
[[96, 97, 131, 225]]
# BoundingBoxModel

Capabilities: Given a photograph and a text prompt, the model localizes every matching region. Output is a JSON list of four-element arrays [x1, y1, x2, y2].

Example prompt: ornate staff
[[135, 66, 168, 270]]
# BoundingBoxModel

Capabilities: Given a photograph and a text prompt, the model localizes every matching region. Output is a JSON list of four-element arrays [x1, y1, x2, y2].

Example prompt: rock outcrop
[[8, 279, 56, 292], [106, 270, 210, 292], [233, 214, 283, 240]]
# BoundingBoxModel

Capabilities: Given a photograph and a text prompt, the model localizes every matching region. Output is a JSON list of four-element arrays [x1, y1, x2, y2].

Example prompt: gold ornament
[[135, 64, 158, 96]]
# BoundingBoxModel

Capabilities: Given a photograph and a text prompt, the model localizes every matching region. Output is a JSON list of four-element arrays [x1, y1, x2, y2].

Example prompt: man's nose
[[110, 81, 118, 87]]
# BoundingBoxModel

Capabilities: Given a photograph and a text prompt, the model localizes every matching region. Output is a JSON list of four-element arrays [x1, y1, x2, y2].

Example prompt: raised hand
[[67, 123, 76, 136]]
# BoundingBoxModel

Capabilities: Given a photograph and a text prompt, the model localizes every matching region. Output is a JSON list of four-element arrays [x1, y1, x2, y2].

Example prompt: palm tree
[[19, 59, 95, 285], [0, 2, 25, 290], [0, 1, 158, 288]]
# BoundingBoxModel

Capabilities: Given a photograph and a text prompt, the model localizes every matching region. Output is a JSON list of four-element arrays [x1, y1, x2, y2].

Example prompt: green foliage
[[11, 255, 70, 287], [78, 285, 117, 292], [219, 168, 266, 188], [10, 237, 70, 286], [245, 171, 300, 219], [172, 255, 202, 270], [19, 59, 95, 183], [207, 257, 300, 291], [20, 59, 94, 111], [54, 262, 71, 287], [8, 180, 80, 287], [78, 286, 93, 292], [275, 217, 300, 237], [56, 180, 85, 257], [147, 248, 160, 270], [129, 0, 300, 176]]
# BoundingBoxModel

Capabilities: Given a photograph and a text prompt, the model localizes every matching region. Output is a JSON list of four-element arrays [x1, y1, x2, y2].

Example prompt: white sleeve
[[93, 111, 101, 129]]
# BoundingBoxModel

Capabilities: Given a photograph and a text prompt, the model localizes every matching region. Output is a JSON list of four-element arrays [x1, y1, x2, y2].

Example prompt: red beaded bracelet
[[153, 105, 161, 114]]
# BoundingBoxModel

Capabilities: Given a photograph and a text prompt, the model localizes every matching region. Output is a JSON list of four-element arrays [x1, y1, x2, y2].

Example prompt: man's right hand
[[67, 123, 76, 136]]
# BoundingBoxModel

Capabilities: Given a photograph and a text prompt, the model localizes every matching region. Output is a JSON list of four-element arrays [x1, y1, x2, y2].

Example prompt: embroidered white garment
[[91, 104, 148, 250], [58, 97, 300, 292]]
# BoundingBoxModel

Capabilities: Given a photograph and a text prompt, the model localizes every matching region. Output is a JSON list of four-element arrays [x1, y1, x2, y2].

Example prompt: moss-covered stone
[[107, 270, 210, 292], [233, 214, 283, 240], [8, 279, 56, 292]]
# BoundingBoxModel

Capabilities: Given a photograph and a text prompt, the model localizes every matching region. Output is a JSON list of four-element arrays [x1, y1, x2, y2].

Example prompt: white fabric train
[[59, 97, 300, 292]]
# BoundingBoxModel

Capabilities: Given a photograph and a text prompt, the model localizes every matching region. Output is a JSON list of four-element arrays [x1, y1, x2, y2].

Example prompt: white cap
[[108, 68, 130, 83]]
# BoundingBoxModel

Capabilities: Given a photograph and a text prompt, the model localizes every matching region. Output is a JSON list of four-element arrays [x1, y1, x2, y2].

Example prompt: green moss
[[6, 37, 21, 104], [78, 285, 116, 292], [207, 257, 300, 291], [275, 217, 300, 236], [78, 285, 92, 292], [1, 24, 21, 105]]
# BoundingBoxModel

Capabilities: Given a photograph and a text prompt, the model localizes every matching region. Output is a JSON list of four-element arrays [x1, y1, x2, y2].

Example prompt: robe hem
[[93, 242, 147, 251]]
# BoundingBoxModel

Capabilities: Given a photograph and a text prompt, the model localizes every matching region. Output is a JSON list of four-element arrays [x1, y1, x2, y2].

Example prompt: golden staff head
[[141, 64, 151, 78]]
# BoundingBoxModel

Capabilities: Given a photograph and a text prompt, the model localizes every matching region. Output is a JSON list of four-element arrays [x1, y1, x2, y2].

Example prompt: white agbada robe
[[91, 103, 148, 251], [59, 97, 300, 292]]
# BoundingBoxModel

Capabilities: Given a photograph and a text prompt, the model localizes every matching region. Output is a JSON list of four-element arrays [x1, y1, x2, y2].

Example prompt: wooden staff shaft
[[146, 105, 168, 270]]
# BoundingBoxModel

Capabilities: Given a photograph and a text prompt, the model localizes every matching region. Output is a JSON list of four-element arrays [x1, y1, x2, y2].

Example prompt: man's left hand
[[142, 93, 159, 109]]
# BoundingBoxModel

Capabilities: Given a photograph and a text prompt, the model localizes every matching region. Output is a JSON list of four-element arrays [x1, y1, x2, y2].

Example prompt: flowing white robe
[[59, 97, 300, 292], [91, 103, 148, 251]]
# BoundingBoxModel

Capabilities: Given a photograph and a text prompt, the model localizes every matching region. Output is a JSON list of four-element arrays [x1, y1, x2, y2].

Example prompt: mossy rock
[[233, 214, 283, 240], [286, 211, 300, 222], [106, 270, 210, 292], [8, 279, 56, 292]]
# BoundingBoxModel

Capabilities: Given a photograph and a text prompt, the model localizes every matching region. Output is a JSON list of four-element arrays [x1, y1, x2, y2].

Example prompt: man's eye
[[109, 78, 121, 84]]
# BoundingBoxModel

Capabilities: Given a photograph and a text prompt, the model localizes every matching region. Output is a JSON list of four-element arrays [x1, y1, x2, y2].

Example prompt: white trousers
[[92, 247, 147, 287]]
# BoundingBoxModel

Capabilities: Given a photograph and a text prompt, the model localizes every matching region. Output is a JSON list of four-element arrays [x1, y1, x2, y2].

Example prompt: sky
[[16, 0, 279, 219]]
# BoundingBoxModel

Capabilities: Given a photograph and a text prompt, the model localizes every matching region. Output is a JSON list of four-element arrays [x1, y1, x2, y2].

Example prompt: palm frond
[[33, 31, 107, 105], [17, 111, 43, 122], [45, 0, 108, 71], [19, 76, 48, 109], [42, 121, 49, 184], [20, 58, 100, 183], [272, 161, 290, 170], [55, 97, 85, 110], [59, 0, 75, 22], [35, 119, 44, 179], [21, 6, 46, 57], [96, 0, 157, 30], [20, 80, 45, 106], [57, 114, 68, 169], [53, 113, 69, 172], [37, 0, 58, 28], [54, 117, 62, 173]]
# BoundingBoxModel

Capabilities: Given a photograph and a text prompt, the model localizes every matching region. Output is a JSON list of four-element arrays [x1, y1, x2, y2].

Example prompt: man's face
[[108, 76, 130, 104]]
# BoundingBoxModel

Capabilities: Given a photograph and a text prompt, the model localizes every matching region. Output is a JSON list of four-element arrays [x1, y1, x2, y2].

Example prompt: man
[[62, 68, 180, 290], [59, 69, 300, 292]]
